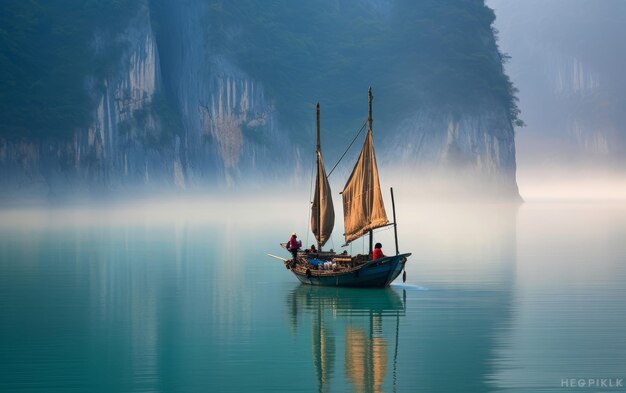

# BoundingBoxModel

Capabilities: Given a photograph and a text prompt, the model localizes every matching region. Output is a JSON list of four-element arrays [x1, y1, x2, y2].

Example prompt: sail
[[341, 129, 388, 243], [311, 150, 335, 247]]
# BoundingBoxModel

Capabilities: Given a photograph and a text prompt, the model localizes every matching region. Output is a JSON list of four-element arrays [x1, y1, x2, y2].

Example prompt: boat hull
[[291, 253, 411, 288]]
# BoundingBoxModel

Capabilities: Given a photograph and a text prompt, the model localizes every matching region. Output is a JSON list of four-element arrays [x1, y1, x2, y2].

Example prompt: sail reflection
[[312, 306, 335, 392], [289, 286, 406, 393], [345, 327, 387, 393]]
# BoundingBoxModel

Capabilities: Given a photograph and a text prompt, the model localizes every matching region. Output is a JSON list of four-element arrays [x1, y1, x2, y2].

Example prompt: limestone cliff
[[1, 2, 173, 198], [152, 0, 298, 187], [386, 103, 518, 197], [0, 0, 521, 200]]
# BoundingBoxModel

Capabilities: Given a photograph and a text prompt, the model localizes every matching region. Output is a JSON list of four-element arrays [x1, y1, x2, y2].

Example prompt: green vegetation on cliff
[[0, 0, 138, 139], [1, 0, 520, 142], [206, 0, 521, 138]]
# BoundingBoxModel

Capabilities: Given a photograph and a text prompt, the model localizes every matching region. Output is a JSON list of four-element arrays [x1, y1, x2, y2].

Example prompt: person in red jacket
[[288, 233, 302, 262], [372, 242, 384, 260]]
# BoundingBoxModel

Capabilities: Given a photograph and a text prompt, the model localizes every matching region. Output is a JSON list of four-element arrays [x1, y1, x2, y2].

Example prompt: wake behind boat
[[271, 88, 411, 288]]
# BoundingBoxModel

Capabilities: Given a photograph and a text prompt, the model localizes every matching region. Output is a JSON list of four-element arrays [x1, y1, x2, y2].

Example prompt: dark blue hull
[[291, 253, 411, 288]]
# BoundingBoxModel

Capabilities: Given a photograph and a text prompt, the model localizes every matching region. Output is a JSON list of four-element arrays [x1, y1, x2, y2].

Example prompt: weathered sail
[[341, 129, 388, 243], [311, 150, 335, 247]]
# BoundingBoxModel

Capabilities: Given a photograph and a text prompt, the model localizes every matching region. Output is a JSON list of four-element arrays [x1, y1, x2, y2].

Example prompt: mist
[[3, 2, 626, 392]]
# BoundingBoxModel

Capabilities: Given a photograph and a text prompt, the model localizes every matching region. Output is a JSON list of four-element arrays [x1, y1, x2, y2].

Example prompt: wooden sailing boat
[[277, 88, 411, 287]]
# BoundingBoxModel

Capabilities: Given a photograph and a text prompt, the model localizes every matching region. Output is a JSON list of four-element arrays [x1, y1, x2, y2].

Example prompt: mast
[[391, 187, 399, 255], [341, 87, 388, 246], [368, 87, 373, 131], [311, 102, 334, 249], [316, 102, 322, 251], [368, 87, 373, 256], [316, 102, 321, 151]]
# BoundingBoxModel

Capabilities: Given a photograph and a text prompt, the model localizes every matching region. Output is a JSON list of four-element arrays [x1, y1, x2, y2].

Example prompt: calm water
[[1, 200, 625, 392]]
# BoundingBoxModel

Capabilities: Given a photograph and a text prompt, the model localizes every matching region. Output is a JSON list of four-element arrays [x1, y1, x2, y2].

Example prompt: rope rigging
[[326, 119, 368, 178], [305, 117, 369, 248], [305, 146, 316, 248]]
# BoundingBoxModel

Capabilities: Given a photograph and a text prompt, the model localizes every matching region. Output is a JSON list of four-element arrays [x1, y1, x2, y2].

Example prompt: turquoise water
[[1, 200, 625, 392]]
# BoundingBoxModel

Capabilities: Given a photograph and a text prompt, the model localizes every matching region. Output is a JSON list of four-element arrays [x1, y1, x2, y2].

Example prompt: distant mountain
[[0, 0, 520, 199], [490, 0, 626, 171]]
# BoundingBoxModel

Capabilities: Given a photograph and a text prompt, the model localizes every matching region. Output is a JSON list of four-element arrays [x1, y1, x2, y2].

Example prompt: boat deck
[[289, 253, 378, 276]]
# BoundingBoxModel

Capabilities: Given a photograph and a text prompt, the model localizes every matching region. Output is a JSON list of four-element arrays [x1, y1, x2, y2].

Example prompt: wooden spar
[[267, 254, 289, 262], [391, 187, 399, 255], [368, 86, 373, 132], [316, 102, 321, 151], [368, 87, 374, 256], [316, 102, 322, 252]]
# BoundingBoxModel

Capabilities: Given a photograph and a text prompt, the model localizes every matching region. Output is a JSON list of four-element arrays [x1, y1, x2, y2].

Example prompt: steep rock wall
[[385, 103, 519, 198], [152, 0, 298, 187], [0, 0, 520, 200], [0, 2, 179, 199]]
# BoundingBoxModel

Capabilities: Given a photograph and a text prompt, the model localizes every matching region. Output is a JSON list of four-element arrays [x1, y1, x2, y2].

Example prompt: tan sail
[[311, 103, 335, 248], [341, 128, 388, 244], [311, 150, 335, 247]]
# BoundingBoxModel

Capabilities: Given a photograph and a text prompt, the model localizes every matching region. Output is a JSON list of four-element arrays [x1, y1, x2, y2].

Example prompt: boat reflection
[[288, 285, 406, 393]]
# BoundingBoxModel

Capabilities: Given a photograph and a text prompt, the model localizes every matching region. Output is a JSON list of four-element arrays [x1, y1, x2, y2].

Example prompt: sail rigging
[[341, 128, 388, 244], [341, 88, 388, 244], [276, 88, 410, 288], [311, 103, 335, 248]]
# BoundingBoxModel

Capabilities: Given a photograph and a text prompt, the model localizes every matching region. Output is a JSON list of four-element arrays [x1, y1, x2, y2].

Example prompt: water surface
[[1, 200, 625, 392]]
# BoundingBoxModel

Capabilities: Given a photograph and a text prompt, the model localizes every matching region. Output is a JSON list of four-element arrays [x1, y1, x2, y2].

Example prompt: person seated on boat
[[309, 244, 317, 254], [372, 242, 385, 260], [288, 233, 302, 262]]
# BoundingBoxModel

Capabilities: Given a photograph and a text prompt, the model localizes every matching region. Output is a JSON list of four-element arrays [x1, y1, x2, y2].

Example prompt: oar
[[267, 254, 289, 262]]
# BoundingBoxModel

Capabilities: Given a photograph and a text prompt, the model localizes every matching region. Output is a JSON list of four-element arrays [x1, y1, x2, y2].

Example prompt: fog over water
[[2, 1, 626, 391], [1, 191, 625, 392]]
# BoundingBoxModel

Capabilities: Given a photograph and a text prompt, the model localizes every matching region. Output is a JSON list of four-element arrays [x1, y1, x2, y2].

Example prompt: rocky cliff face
[[0, 0, 299, 200], [550, 53, 614, 157], [152, 0, 299, 188], [0, 2, 174, 199], [387, 103, 518, 197], [0, 0, 520, 200]]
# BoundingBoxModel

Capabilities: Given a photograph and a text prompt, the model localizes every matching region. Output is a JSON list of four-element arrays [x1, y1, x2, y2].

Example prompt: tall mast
[[391, 187, 399, 255], [368, 87, 373, 132], [340, 86, 387, 248], [316, 102, 321, 152], [316, 102, 322, 251], [368, 87, 374, 256]]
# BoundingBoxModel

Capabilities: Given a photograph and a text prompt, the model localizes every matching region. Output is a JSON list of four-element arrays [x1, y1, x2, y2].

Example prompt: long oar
[[267, 254, 289, 262]]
